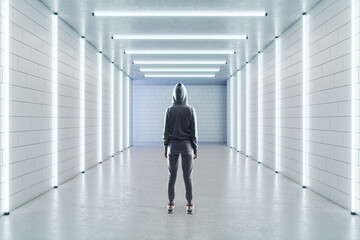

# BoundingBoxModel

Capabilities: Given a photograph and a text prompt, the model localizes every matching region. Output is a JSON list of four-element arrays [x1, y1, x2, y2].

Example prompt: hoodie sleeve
[[190, 108, 198, 154], [163, 108, 170, 148]]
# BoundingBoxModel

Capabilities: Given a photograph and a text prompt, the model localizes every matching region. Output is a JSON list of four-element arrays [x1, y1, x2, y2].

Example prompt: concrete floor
[[0, 143, 359, 240]]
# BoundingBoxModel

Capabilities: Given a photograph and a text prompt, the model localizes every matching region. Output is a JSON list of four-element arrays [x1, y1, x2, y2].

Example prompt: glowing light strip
[[3, 0, 10, 215], [258, 52, 263, 163], [119, 71, 123, 151], [113, 35, 247, 40], [93, 11, 267, 17], [144, 74, 215, 78], [125, 50, 235, 54], [126, 77, 131, 147], [52, 13, 58, 188], [139, 68, 221, 72], [237, 71, 241, 152], [98, 52, 102, 163], [80, 37, 85, 173], [246, 63, 250, 157], [133, 60, 226, 65], [302, 14, 308, 187], [230, 77, 234, 147], [275, 37, 280, 173], [351, 0, 356, 215], [110, 63, 114, 157]]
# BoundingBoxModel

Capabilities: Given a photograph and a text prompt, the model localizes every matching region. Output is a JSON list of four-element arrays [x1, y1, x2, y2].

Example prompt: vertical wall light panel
[[275, 37, 280, 173], [80, 37, 85, 173], [237, 72, 241, 152], [302, 14, 308, 187], [350, 0, 357, 215], [246, 63, 250, 157], [258, 53, 263, 163], [52, 13, 58, 188], [126, 76, 131, 148], [229, 76, 234, 148], [119, 72, 123, 151], [2, 0, 10, 215], [98, 53, 102, 163], [110, 63, 114, 157]]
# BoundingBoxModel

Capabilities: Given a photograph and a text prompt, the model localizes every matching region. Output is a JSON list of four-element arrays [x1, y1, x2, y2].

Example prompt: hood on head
[[172, 82, 188, 105]]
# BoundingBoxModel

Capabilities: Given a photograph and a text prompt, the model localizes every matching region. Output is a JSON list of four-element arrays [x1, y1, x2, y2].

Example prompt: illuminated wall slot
[[93, 11, 267, 17], [275, 36, 280, 173], [302, 14, 308, 187], [237, 72, 241, 152], [351, 0, 356, 215], [2, 0, 10, 215], [98, 52, 102, 163], [110, 63, 114, 157], [246, 63, 250, 157], [126, 76, 131, 148], [119, 71, 123, 151], [230, 76, 234, 147], [258, 52, 263, 163], [80, 37, 85, 173], [52, 13, 58, 188]]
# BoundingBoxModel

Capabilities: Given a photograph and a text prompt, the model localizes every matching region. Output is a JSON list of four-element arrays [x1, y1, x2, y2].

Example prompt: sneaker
[[167, 202, 175, 212], [186, 203, 194, 213]]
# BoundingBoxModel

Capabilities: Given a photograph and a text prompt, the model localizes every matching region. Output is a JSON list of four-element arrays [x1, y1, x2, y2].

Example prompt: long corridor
[[0, 144, 358, 240]]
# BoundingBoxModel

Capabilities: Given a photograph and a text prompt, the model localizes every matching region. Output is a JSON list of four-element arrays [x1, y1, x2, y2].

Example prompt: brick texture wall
[[0, 0, 130, 212], [133, 84, 226, 144], [228, 0, 360, 212]]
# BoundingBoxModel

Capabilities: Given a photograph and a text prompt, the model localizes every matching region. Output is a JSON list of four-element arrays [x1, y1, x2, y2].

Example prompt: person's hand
[[194, 153, 197, 160], [165, 151, 167, 159]]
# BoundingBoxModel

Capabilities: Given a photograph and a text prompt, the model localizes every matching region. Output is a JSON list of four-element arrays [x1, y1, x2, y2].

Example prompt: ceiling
[[39, 0, 321, 85]]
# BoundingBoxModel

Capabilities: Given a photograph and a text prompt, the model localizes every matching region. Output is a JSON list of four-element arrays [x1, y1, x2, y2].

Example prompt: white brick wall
[[57, 19, 81, 184], [227, 0, 360, 212], [7, 0, 53, 210], [84, 43, 98, 169], [133, 84, 226, 144], [261, 43, 277, 170], [306, 0, 354, 210], [0, 0, 6, 212], [279, 19, 303, 184], [0, 0, 127, 212], [249, 61, 259, 161]]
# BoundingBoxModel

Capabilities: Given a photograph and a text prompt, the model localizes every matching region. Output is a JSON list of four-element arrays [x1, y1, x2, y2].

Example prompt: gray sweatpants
[[167, 139, 194, 204]]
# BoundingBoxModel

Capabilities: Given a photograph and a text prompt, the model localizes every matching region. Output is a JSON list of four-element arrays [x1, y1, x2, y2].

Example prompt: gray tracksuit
[[163, 83, 198, 204]]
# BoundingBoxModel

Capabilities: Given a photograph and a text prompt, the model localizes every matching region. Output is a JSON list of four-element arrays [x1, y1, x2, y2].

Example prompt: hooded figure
[[163, 83, 198, 214], [163, 83, 197, 152]]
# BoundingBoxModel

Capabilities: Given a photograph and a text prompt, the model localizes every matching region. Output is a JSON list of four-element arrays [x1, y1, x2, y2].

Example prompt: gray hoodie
[[163, 83, 198, 154]]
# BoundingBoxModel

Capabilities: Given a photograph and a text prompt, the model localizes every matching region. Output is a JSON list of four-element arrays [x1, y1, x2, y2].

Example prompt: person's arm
[[163, 108, 170, 158], [190, 108, 198, 159]]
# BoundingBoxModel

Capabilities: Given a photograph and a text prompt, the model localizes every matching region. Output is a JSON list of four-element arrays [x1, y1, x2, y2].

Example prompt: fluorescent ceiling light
[[112, 35, 247, 40], [139, 68, 221, 72], [144, 74, 216, 78], [93, 11, 267, 17], [125, 50, 235, 54], [133, 60, 226, 65]]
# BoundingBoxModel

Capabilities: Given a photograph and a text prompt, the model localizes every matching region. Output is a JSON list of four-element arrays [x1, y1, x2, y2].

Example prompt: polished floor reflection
[[0, 143, 359, 240]]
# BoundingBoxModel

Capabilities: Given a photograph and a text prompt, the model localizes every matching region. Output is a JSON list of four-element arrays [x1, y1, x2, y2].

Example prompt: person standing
[[163, 83, 198, 214]]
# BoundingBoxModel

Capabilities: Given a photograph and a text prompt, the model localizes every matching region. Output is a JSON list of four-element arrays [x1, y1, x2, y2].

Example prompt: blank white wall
[[133, 84, 226, 144]]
